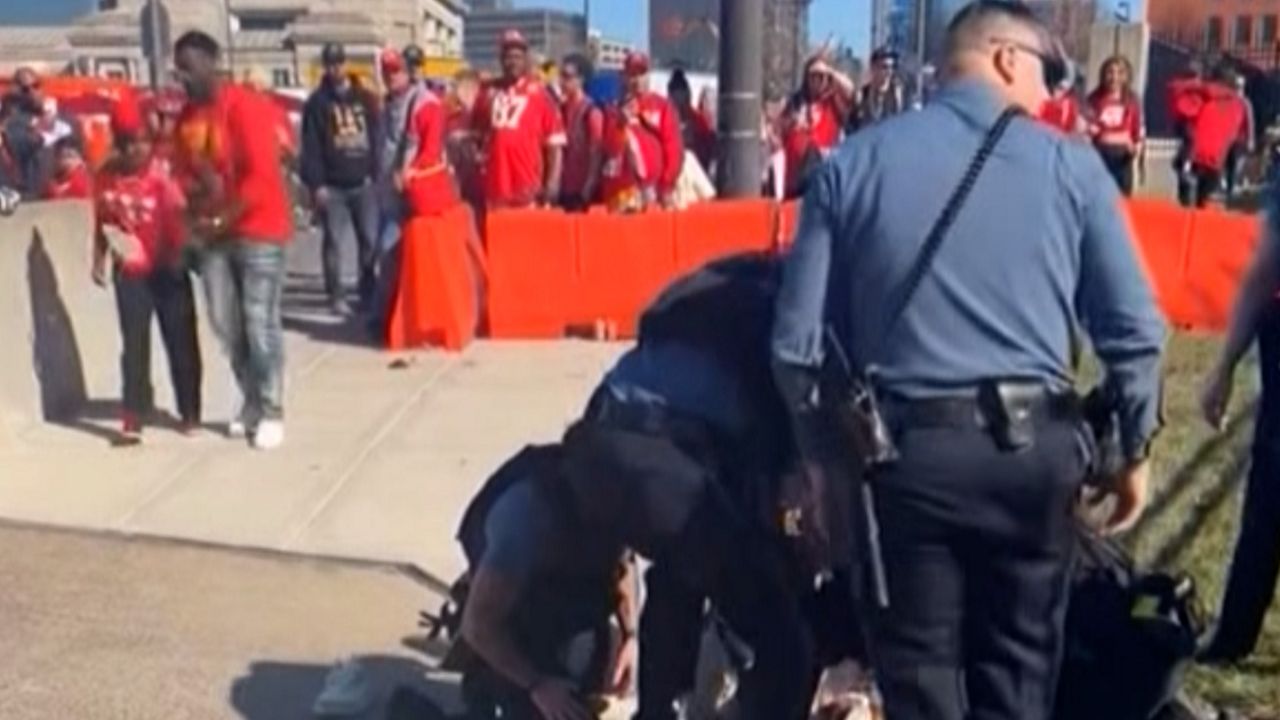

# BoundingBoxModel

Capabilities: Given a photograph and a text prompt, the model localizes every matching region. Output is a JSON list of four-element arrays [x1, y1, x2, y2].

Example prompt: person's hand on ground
[[530, 677, 593, 720], [1200, 363, 1236, 431], [608, 635, 638, 696], [1104, 460, 1150, 536]]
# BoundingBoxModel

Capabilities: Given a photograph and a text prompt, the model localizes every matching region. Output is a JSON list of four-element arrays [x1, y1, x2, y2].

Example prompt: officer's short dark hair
[[175, 31, 221, 59], [945, 0, 1048, 55]]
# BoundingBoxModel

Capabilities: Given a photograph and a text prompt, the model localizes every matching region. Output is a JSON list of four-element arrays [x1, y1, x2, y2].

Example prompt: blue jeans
[[318, 183, 378, 305], [201, 241, 287, 421], [370, 193, 406, 332]]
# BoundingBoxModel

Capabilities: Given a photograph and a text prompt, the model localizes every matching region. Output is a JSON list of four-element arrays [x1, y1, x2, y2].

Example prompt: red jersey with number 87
[[474, 77, 566, 207]]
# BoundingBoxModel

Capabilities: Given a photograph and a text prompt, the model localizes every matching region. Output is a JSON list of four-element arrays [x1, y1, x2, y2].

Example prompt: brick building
[[1150, 0, 1280, 69]]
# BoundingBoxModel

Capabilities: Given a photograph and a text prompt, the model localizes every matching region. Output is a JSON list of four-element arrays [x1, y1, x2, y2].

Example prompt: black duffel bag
[[1055, 530, 1206, 720]]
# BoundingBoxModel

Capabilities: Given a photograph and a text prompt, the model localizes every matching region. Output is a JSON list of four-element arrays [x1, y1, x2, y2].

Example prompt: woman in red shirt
[[1087, 55, 1144, 196], [93, 100, 202, 444]]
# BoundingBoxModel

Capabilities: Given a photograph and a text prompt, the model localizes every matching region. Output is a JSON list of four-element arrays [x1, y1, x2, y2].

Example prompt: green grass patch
[[1119, 333, 1280, 716]]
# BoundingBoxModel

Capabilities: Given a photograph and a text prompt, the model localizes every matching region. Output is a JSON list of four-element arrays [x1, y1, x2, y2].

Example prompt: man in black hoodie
[[301, 42, 380, 315]]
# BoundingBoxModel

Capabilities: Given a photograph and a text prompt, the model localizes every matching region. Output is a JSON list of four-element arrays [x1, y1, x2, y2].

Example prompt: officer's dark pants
[[1209, 301, 1280, 658], [561, 422, 814, 720], [867, 413, 1086, 720]]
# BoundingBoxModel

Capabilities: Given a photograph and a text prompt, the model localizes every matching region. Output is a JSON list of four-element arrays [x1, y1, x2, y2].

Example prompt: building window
[[272, 68, 292, 87], [1235, 15, 1254, 47], [1264, 15, 1278, 45], [1207, 16, 1224, 48]]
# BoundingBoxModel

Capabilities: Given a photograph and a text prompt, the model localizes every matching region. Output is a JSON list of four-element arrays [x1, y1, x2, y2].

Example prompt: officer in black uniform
[[1199, 191, 1280, 664], [772, 3, 1166, 720]]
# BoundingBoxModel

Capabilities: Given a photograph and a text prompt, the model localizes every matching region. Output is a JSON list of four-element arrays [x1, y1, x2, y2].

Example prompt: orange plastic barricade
[[485, 208, 577, 338], [575, 209, 678, 338], [386, 205, 479, 351], [673, 200, 777, 273], [1182, 208, 1259, 332], [777, 201, 801, 251], [1123, 198, 1195, 328]]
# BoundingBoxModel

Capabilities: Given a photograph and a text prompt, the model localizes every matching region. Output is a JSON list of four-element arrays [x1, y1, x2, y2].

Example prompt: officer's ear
[[992, 42, 1020, 87]]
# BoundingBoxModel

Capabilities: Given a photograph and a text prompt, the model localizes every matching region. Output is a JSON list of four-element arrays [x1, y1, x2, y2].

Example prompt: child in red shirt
[[44, 138, 93, 200], [1087, 55, 1144, 196], [93, 100, 202, 444]]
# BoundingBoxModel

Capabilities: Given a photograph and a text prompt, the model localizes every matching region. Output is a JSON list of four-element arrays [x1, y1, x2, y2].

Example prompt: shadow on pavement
[[28, 227, 87, 422], [230, 654, 459, 720]]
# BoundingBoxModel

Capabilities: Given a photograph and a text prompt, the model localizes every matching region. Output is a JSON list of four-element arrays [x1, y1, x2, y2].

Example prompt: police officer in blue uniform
[[1199, 190, 1280, 664], [771, 3, 1166, 719]]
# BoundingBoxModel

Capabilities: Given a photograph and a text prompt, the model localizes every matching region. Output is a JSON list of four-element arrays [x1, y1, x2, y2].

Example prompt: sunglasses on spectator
[[990, 37, 1068, 92]]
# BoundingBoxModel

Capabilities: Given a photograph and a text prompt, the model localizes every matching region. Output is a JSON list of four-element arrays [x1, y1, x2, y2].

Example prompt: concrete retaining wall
[[0, 200, 224, 448]]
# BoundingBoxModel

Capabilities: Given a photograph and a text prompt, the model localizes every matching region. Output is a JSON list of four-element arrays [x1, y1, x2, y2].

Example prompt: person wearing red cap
[[781, 52, 854, 198], [473, 29, 566, 208], [172, 30, 293, 449], [599, 51, 684, 212], [368, 45, 460, 336], [92, 97, 202, 444]]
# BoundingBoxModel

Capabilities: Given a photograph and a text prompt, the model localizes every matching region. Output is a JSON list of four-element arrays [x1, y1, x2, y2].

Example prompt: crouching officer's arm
[[461, 566, 594, 720], [1073, 148, 1167, 534], [1202, 205, 1280, 429]]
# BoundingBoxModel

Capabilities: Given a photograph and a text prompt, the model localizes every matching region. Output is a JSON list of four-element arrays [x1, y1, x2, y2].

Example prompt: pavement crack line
[[111, 448, 217, 531], [277, 352, 462, 552]]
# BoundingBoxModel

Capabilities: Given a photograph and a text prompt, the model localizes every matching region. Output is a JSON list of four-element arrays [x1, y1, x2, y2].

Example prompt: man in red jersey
[[474, 30, 566, 209], [599, 51, 683, 212], [557, 53, 604, 211], [172, 30, 293, 450]]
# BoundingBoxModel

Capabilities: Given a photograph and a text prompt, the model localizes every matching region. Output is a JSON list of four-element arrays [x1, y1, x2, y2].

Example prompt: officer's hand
[[1104, 460, 1150, 536], [530, 677, 593, 720], [1200, 364, 1236, 431], [608, 635, 638, 696]]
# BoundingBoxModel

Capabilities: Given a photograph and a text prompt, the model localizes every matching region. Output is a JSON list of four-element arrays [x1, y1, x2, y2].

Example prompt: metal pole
[[146, 0, 165, 90], [718, 0, 764, 197], [223, 0, 236, 76]]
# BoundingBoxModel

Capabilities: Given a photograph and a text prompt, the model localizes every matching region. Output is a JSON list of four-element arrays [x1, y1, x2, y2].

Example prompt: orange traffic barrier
[[575, 209, 678, 338], [1182, 208, 1259, 332], [674, 200, 777, 272], [1124, 199, 1196, 329], [386, 205, 479, 351], [485, 208, 578, 338]]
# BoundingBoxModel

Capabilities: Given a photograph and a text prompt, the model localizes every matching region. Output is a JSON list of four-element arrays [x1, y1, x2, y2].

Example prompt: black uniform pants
[[866, 416, 1086, 720], [1211, 301, 1280, 658], [561, 422, 814, 720], [114, 268, 202, 423]]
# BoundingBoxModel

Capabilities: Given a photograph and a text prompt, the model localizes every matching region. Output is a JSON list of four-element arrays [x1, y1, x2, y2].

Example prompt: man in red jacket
[[600, 52, 683, 212], [1169, 68, 1246, 208], [474, 30, 566, 209], [173, 30, 294, 450]]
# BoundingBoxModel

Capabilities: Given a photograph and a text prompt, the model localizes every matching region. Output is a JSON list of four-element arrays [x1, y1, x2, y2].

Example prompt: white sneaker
[[312, 658, 371, 717], [227, 419, 247, 439], [252, 420, 285, 450]]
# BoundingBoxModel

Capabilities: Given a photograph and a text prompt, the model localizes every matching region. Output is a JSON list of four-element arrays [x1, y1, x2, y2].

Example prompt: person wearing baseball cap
[[301, 39, 379, 316], [93, 94, 203, 445], [471, 28, 566, 207], [780, 50, 854, 198], [598, 51, 684, 212]]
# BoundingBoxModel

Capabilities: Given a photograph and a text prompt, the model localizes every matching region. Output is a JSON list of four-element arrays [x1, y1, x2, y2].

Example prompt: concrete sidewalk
[[0, 224, 627, 583]]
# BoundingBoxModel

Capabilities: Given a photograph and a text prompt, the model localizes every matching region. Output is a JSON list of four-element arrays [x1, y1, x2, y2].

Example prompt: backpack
[[1054, 531, 1206, 720]]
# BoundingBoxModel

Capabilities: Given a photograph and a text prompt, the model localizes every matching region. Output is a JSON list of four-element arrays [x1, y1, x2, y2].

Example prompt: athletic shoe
[[252, 420, 285, 450]]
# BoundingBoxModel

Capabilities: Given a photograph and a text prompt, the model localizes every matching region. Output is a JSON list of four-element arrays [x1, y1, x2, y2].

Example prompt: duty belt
[[881, 382, 1081, 436]]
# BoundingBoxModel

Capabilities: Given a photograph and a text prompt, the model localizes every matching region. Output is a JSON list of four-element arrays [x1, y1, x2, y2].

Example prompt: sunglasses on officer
[[989, 36, 1068, 93]]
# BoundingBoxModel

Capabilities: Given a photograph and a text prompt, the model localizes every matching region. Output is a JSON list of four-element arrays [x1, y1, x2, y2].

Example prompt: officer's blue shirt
[[603, 341, 750, 436], [772, 79, 1167, 456]]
